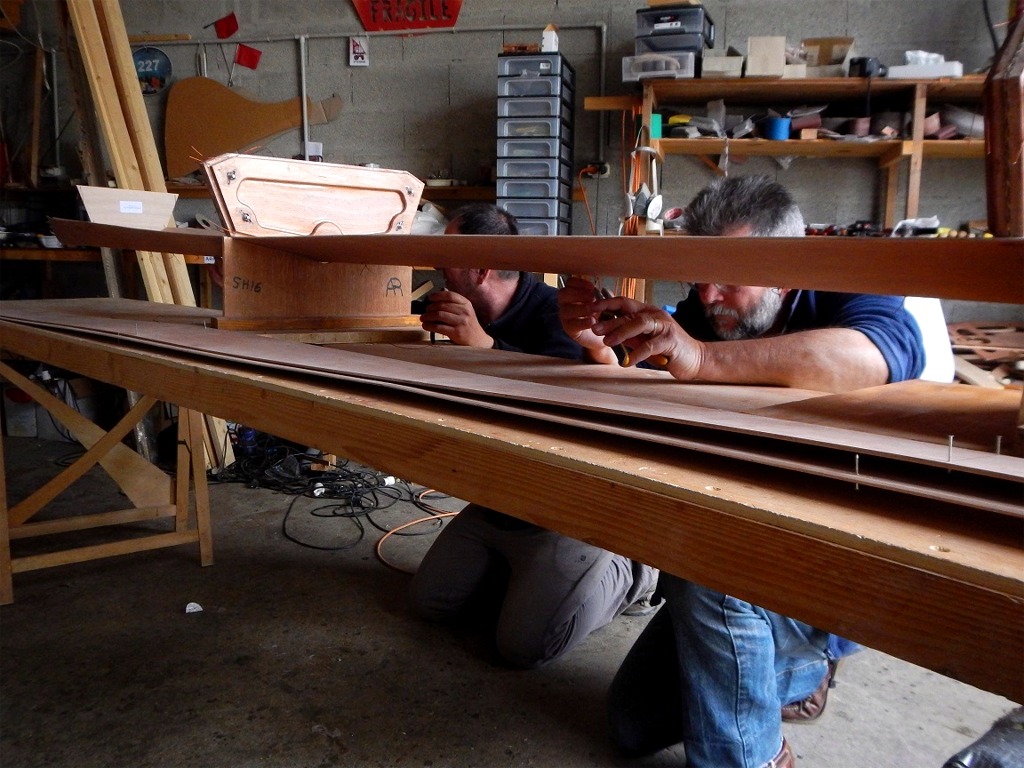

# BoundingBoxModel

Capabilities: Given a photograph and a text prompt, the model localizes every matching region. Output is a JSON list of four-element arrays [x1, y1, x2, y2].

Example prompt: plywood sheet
[[754, 380, 1023, 455], [1, 299, 1020, 518]]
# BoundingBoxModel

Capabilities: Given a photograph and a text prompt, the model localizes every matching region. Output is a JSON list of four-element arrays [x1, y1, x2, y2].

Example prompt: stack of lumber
[[64, 0, 232, 467]]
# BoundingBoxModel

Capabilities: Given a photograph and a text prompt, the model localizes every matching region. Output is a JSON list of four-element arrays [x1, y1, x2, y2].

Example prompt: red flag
[[210, 12, 238, 39], [234, 44, 262, 69]]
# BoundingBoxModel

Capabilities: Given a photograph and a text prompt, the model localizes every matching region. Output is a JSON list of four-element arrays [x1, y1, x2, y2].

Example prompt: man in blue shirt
[[411, 204, 659, 668], [558, 176, 947, 768]]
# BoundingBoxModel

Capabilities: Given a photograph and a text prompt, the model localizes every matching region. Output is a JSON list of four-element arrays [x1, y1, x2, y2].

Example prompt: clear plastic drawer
[[514, 217, 571, 236], [499, 198, 571, 220], [496, 137, 573, 164], [496, 156, 571, 182], [497, 116, 572, 142], [498, 74, 573, 99], [496, 177, 571, 199], [498, 53, 575, 88], [497, 96, 573, 123]]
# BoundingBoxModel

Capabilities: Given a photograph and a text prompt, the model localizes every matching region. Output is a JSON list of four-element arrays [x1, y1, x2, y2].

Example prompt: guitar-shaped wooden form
[[164, 77, 342, 179]]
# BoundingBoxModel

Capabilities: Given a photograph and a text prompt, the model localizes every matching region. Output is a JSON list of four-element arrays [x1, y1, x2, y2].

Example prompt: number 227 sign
[[351, 0, 462, 32]]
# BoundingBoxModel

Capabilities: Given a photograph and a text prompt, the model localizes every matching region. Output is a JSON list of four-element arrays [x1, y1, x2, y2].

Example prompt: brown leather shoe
[[781, 660, 838, 723], [763, 738, 795, 768]]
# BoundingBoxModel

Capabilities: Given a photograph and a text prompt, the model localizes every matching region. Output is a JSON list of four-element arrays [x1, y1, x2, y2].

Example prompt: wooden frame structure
[[0, 360, 213, 605], [0, 298, 1020, 704]]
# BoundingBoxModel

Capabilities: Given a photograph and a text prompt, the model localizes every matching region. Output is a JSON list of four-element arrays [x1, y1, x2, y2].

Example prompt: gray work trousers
[[409, 503, 659, 668]]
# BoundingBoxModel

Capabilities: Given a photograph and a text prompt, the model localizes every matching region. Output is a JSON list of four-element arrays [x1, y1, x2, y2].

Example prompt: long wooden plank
[[93, 0, 195, 306], [48, 219, 1024, 304], [65, 0, 172, 302], [1, 301, 1020, 517], [1, 317, 1019, 701], [986, 14, 1024, 236]]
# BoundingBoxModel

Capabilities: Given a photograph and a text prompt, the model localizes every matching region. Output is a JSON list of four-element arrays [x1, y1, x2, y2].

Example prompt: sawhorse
[[0, 361, 212, 604]]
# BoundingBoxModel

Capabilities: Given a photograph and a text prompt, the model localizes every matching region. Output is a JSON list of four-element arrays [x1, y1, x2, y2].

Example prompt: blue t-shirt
[[673, 289, 926, 383]]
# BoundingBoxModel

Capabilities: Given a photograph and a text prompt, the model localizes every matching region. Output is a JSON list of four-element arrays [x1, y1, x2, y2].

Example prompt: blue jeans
[[608, 574, 858, 767]]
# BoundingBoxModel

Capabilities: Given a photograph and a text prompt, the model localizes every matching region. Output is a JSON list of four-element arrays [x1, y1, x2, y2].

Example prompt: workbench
[[1, 295, 1021, 704]]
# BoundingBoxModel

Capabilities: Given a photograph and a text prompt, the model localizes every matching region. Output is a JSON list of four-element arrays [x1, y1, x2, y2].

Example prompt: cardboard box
[[746, 36, 786, 78], [802, 37, 856, 77], [783, 63, 807, 79], [702, 55, 744, 78]]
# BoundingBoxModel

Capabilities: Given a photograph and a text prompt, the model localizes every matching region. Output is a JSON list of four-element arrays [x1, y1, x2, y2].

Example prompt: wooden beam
[[28, 47, 44, 187], [986, 14, 1024, 237], [65, 0, 172, 302], [93, 0, 195, 306], [48, 219, 1024, 305]]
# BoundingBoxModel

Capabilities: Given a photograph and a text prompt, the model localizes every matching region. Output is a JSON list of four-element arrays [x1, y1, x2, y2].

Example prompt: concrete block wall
[[5, 0, 1018, 319]]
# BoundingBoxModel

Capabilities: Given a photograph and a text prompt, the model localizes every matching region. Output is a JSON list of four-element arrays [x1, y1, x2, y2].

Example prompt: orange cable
[[577, 169, 597, 235]]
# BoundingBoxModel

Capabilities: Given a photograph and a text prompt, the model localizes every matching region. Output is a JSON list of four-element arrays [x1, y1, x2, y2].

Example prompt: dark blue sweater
[[488, 272, 584, 360], [673, 289, 926, 383]]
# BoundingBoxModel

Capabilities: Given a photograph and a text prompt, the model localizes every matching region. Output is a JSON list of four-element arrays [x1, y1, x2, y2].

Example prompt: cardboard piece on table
[[77, 185, 178, 231]]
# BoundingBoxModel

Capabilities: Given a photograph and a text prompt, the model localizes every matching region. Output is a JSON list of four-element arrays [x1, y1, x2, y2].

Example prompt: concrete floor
[[0, 436, 1016, 768]]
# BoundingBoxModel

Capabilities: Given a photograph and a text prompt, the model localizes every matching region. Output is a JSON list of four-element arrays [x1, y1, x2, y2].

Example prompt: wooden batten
[[986, 15, 1024, 237]]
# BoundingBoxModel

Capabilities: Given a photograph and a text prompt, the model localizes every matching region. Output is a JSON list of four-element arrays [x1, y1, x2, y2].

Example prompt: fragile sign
[[351, 0, 462, 32]]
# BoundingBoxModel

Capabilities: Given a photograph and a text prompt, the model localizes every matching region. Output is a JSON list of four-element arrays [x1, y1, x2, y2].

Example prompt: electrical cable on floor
[[205, 428, 462, 559], [375, 509, 459, 573]]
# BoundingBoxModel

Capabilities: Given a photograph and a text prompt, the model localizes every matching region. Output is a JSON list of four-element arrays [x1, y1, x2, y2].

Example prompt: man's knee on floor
[[495, 628, 567, 669], [408, 578, 462, 622]]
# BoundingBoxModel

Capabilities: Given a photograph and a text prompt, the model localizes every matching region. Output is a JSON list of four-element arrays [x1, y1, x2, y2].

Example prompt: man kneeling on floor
[[558, 175, 952, 768], [409, 203, 659, 668]]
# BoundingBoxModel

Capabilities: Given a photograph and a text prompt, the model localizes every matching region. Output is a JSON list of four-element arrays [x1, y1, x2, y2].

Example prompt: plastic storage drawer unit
[[636, 5, 714, 46]]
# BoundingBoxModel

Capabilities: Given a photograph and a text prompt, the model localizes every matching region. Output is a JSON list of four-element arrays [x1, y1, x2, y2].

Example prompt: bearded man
[[557, 174, 952, 768]]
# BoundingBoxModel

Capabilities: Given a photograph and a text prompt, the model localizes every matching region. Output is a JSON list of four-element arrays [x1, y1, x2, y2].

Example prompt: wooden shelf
[[608, 75, 988, 230], [420, 185, 495, 202], [922, 138, 986, 159], [655, 136, 904, 159], [0, 247, 102, 262], [0, 246, 213, 265], [654, 137, 984, 164], [165, 182, 213, 199], [642, 75, 986, 105]]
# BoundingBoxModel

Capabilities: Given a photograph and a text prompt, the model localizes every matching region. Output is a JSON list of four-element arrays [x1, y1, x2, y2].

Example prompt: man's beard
[[706, 289, 785, 341]]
